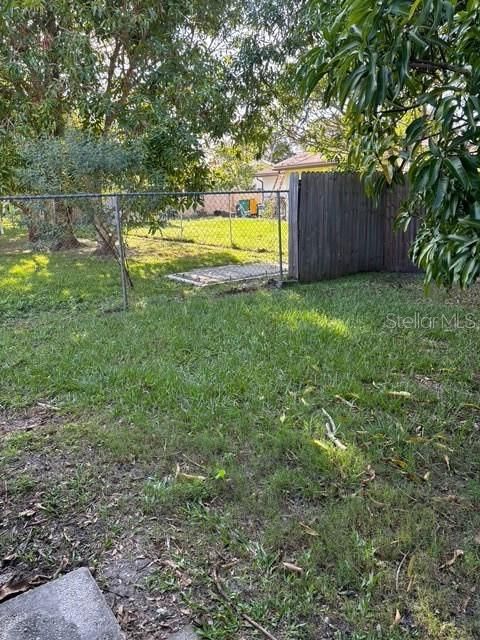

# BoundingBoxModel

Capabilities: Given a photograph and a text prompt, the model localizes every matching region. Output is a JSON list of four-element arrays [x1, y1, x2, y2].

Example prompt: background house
[[254, 152, 337, 192]]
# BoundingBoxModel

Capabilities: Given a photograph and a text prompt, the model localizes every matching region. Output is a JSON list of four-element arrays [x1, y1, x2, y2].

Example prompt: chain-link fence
[[0, 190, 288, 314]]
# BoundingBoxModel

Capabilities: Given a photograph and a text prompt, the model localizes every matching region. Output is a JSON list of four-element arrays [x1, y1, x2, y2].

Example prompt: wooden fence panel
[[292, 172, 418, 282], [383, 183, 418, 272]]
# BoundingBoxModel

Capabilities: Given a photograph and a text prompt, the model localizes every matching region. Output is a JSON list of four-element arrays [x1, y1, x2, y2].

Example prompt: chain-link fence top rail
[[0, 190, 288, 312]]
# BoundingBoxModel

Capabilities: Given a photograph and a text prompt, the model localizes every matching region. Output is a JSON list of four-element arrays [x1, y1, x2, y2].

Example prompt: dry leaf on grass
[[361, 465, 376, 486], [393, 609, 402, 625], [300, 522, 319, 537], [440, 549, 464, 569], [334, 394, 356, 408], [282, 562, 303, 575], [1, 554, 16, 568], [0, 576, 45, 603]]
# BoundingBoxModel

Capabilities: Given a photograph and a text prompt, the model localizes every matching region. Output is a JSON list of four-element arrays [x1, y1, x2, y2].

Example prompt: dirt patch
[[0, 440, 197, 640], [98, 554, 193, 639], [0, 404, 66, 437], [414, 374, 444, 395]]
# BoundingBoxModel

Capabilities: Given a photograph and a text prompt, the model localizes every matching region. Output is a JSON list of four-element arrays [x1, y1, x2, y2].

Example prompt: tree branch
[[410, 58, 471, 76], [379, 103, 423, 116]]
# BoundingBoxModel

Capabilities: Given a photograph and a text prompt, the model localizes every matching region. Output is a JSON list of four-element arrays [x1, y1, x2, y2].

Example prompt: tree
[[300, 0, 480, 288], [0, 0, 245, 247], [209, 144, 257, 190], [1, 0, 315, 245], [16, 131, 139, 249], [265, 136, 293, 164]]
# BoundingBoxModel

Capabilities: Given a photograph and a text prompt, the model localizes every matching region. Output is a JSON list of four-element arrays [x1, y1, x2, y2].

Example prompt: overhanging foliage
[[300, 0, 480, 288]]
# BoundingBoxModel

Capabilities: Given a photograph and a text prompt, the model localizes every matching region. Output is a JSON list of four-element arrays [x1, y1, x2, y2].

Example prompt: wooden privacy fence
[[288, 172, 418, 282]]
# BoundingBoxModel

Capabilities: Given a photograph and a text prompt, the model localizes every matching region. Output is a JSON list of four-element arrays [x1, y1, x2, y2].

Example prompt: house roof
[[272, 152, 336, 172], [255, 168, 278, 177], [254, 161, 276, 178]]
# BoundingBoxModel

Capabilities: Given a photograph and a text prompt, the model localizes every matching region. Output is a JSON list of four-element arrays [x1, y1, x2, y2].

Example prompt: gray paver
[[167, 625, 198, 640], [167, 262, 281, 286], [0, 568, 124, 640]]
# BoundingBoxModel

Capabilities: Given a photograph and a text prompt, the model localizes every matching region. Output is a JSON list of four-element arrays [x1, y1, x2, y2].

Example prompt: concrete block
[[0, 568, 124, 640], [168, 625, 198, 640]]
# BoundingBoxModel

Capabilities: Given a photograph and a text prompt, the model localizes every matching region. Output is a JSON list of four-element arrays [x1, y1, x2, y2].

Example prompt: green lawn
[[1, 226, 480, 639], [0, 221, 281, 317], [129, 216, 288, 259]]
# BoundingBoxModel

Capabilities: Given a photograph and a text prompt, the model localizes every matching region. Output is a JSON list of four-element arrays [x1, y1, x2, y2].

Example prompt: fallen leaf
[[1, 554, 16, 568], [334, 394, 356, 408], [0, 576, 45, 603], [176, 472, 206, 483], [406, 471, 423, 483], [282, 562, 303, 575], [389, 458, 408, 469], [393, 609, 401, 625], [459, 594, 471, 614], [443, 494, 461, 503], [444, 455, 451, 471], [300, 522, 319, 537], [361, 465, 376, 486], [406, 436, 427, 443], [440, 549, 464, 569], [0, 582, 30, 603], [312, 438, 329, 451], [18, 509, 35, 518]]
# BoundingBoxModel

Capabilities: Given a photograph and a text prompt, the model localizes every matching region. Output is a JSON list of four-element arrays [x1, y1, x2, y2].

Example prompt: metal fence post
[[229, 211, 234, 247], [114, 195, 129, 311], [228, 193, 233, 247], [276, 191, 284, 280]]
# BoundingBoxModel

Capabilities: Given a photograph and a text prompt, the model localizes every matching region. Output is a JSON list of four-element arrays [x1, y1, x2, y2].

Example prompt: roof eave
[[273, 162, 337, 172]]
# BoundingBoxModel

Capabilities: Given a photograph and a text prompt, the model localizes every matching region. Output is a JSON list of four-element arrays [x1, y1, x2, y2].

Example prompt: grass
[[1, 224, 480, 639], [143, 215, 288, 257], [0, 219, 283, 317]]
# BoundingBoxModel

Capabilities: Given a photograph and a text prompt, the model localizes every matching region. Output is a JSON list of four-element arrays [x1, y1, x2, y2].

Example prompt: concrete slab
[[167, 625, 198, 640], [0, 568, 124, 640], [166, 262, 282, 286]]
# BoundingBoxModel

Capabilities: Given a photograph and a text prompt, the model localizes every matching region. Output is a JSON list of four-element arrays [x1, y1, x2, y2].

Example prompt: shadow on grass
[[0, 230, 266, 316]]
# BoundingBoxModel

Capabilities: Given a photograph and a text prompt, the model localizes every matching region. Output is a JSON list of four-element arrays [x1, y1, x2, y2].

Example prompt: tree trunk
[[28, 223, 40, 243], [50, 202, 81, 250], [92, 196, 117, 256], [92, 216, 116, 256]]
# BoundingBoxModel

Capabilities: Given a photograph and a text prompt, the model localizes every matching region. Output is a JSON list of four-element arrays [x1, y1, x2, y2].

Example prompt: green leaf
[[405, 117, 426, 146], [433, 175, 449, 210], [408, 30, 429, 51], [445, 157, 470, 190]]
